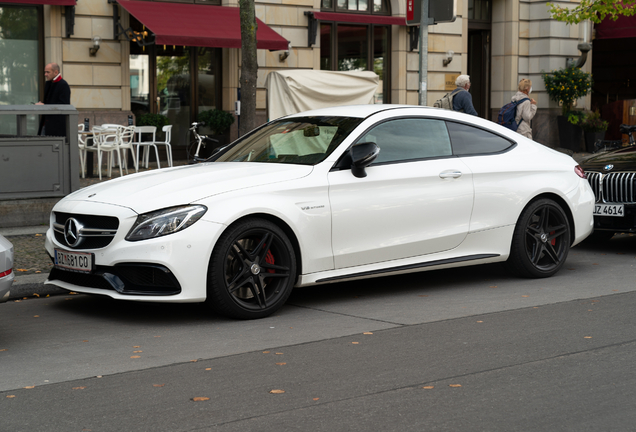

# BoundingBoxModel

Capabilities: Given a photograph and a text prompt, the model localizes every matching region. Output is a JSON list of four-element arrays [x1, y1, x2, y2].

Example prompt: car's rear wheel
[[207, 218, 297, 319], [507, 198, 571, 278]]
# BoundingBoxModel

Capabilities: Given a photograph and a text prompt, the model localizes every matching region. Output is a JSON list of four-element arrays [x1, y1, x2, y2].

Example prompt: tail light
[[574, 165, 586, 179]]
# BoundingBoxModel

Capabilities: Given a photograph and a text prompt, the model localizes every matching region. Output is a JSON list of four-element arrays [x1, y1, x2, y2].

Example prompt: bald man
[[37, 63, 71, 137]]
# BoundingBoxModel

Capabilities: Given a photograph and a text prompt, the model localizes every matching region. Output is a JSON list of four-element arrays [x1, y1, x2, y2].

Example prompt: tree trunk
[[239, 0, 258, 137]]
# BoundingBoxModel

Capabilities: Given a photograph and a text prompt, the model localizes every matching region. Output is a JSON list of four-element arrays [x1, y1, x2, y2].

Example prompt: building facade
[[1, 0, 632, 153]]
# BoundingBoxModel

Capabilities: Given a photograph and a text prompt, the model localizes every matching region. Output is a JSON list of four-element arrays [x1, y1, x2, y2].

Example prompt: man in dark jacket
[[37, 63, 71, 137], [452, 75, 478, 116]]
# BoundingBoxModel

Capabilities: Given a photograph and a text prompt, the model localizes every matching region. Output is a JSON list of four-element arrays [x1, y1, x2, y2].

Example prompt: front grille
[[586, 171, 636, 203], [53, 212, 120, 250]]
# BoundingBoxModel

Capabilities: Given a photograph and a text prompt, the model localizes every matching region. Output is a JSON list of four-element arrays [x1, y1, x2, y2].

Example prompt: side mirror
[[350, 142, 380, 178]]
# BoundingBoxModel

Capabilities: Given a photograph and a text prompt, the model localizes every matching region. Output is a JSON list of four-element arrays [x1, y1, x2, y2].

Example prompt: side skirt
[[315, 253, 500, 284]]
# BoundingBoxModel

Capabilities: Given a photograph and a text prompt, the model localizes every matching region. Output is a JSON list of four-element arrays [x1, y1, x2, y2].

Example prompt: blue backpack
[[497, 98, 529, 131]]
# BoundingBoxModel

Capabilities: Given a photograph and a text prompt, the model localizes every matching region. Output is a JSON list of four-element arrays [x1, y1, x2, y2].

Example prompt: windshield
[[213, 116, 363, 165]]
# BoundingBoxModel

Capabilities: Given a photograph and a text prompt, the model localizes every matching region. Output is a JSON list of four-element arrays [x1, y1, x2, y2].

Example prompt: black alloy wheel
[[207, 218, 297, 319], [507, 198, 571, 278]]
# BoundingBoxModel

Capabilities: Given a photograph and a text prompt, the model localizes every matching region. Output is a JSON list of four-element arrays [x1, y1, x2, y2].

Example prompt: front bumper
[[45, 206, 225, 303]]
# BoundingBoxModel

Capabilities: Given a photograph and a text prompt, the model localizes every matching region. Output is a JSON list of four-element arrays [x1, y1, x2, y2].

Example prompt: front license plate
[[594, 204, 624, 217], [54, 249, 94, 272]]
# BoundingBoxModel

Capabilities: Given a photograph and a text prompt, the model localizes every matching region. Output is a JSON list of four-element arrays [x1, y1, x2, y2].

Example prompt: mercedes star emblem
[[64, 218, 83, 247]]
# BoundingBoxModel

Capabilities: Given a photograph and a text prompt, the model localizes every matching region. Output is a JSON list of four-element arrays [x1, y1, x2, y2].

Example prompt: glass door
[[157, 46, 191, 148]]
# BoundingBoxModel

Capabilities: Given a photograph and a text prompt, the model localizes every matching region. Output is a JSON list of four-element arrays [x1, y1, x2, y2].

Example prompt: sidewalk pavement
[[0, 150, 594, 301]]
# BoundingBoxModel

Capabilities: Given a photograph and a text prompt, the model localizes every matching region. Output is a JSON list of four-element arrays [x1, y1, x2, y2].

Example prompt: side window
[[447, 121, 515, 156], [359, 118, 452, 164]]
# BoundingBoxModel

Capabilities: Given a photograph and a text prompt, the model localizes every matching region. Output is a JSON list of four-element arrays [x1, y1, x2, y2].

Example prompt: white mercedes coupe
[[45, 105, 595, 319]]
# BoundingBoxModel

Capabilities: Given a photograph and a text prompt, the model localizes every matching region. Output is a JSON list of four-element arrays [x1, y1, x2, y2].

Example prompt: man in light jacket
[[512, 79, 537, 139]]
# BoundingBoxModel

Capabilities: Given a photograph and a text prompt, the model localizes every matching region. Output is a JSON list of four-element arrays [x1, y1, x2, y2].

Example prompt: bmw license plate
[[593, 204, 624, 217], [54, 249, 94, 272]]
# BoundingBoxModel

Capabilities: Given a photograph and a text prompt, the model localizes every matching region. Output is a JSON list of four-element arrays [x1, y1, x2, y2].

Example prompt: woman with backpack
[[511, 79, 537, 139]]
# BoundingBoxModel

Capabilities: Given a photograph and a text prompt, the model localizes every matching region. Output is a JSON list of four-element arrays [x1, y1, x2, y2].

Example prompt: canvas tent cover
[[265, 70, 380, 120]]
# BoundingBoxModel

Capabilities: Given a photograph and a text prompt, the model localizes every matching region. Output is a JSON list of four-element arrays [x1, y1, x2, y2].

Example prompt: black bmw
[[581, 143, 636, 239]]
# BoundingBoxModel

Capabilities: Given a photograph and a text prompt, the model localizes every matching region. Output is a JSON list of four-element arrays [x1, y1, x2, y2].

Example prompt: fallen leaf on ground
[[449, 384, 462, 388], [270, 389, 285, 394], [313, 398, 320, 401], [276, 363, 287, 366], [192, 397, 210, 402], [363, 332, 373, 335], [6, 395, 15, 398], [130, 356, 141, 359], [263, 351, 270, 354], [422, 386, 435, 389], [275, 352, 283, 355], [134, 350, 142, 353], [24, 386, 35, 389], [584, 336, 592, 339], [205, 368, 212, 371], [72, 387, 86, 390], [352, 342, 359, 344], [153, 384, 165, 387]]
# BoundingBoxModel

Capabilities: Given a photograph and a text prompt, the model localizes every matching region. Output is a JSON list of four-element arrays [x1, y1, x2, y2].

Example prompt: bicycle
[[593, 123, 636, 153], [186, 121, 220, 163]]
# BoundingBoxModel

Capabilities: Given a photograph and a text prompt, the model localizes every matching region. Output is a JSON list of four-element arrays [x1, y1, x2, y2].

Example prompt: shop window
[[0, 6, 41, 135], [319, 0, 390, 103], [129, 16, 221, 148]]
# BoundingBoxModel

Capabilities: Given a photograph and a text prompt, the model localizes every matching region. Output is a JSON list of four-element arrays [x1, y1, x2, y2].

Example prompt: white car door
[[328, 117, 475, 270]]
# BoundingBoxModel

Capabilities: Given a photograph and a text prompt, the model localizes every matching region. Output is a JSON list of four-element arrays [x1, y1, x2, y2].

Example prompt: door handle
[[439, 170, 462, 179]]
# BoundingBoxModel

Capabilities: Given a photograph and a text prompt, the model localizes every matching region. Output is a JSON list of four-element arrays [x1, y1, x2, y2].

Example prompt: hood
[[63, 162, 314, 214], [580, 146, 636, 172]]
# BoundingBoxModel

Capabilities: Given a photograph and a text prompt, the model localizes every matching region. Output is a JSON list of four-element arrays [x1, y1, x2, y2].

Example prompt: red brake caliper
[[265, 249, 275, 273], [550, 231, 556, 246]]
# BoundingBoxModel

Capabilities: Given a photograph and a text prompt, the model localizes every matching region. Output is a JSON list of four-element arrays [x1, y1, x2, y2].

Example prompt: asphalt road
[[1, 235, 635, 431]]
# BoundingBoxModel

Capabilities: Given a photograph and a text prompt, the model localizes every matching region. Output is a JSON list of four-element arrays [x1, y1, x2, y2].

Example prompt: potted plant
[[580, 109, 609, 152], [197, 109, 235, 139], [542, 66, 592, 151]]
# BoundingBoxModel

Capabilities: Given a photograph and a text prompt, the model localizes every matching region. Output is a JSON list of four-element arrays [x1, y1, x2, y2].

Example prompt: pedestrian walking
[[36, 62, 71, 137], [511, 79, 537, 139], [452, 75, 478, 116]]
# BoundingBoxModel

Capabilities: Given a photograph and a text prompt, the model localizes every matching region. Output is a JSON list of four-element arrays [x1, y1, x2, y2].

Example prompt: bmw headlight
[[126, 205, 207, 241]]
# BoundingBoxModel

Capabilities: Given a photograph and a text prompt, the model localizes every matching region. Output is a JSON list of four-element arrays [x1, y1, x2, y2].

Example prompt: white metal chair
[[133, 126, 161, 169], [78, 123, 87, 178], [118, 125, 138, 173], [92, 126, 124, 180], [154, 125, 173, 167]]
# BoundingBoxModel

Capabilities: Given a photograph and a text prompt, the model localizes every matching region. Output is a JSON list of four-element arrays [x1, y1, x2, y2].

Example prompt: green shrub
[[137, 113, 169, 129], [580, 110, 609, 133], [197, 109, 234, 135], [541, 66, 592, 116]]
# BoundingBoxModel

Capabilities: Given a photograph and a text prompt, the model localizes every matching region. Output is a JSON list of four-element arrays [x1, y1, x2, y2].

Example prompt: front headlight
[[126, 205, 207, 241]]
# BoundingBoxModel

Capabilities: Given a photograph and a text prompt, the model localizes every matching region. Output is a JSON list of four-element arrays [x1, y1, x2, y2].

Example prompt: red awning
[[595, 14, 636, 39], [0, 0, 75, 4], [117, 0, 289, 51], [312, 11, 406, 26]]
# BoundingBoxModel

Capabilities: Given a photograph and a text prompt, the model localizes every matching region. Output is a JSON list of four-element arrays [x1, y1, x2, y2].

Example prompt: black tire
[[506, 199, 571, 278], [207, 218, 297, 319]]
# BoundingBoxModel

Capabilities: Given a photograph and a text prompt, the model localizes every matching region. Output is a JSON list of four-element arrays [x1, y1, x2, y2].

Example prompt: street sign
[[406, 0, 457, 26]]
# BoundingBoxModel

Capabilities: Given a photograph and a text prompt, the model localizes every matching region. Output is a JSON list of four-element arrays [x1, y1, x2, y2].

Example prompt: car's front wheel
[[207, 218, 297, 319], [507, 198, 571, 278]]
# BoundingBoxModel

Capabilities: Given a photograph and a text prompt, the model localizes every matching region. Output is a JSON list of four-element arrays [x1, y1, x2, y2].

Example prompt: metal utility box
[[0, 105, 79, 200]]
